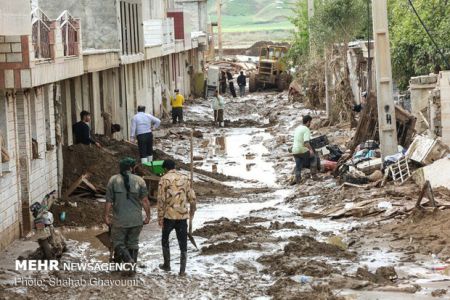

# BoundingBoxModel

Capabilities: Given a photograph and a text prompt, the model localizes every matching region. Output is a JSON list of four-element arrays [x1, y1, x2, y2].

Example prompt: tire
[[249, 73, 257, 93], [277, 72, 290, 92], [38, 238, 55, 260]]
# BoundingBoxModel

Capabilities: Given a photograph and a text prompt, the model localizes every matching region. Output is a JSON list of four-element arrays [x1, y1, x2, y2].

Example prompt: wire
[[407, 0, 450, 69]]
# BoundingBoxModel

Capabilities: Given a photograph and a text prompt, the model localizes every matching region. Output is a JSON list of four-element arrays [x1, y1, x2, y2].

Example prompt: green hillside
[[208, 0, 295, 35]]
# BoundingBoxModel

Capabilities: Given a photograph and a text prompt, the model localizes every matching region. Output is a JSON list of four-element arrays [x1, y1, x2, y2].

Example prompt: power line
[[407, 0, 450, 69]]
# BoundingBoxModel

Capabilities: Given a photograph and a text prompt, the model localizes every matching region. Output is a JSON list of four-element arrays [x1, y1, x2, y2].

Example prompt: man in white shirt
[[130, 106, 161, 163], [211, 90, 225, 127]]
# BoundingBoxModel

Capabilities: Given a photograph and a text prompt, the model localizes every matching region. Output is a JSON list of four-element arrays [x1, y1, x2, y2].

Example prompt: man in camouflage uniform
[[157, 160, 196, 276], [104, 157, 151, 270]]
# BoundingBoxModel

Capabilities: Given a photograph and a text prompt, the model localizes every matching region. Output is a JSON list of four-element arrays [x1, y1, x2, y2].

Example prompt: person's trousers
[[111, 225, 143, 250], [220, 82, 227, 94], [172, 107, 183, 124], [239, 85, 245, 97], [229, 82, 237, 97], [137, 132, 153, 158], [214, 109, 224, 123], [293, 151, 320, 181], [161, 218, 188, 253]]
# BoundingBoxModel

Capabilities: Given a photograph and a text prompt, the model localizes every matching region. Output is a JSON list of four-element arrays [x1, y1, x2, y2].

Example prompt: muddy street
[[1, 92, 450, 300]]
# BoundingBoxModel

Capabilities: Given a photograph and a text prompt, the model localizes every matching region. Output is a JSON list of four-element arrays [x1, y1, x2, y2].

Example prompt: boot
[[147, 155, 153, 162], [141, 157, 148, 164], [179, 252, 187, 276], [115, 247, 134, 264], [128, 248, 138, 272], [159, 247, 171, 271]]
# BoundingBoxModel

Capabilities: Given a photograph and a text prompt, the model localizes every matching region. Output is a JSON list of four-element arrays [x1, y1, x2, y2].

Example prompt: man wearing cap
[[170, 89, 185, 124], [131, 106, 161, 163], [104, 157, 151, 271], [157, 160, 196, 276]]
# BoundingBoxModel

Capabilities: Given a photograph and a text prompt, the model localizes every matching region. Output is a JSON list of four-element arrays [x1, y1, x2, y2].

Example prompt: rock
[[234, 260, 257, 273], [209, 232, 239, 243], [432, 289, 447, 297], [368, 170, 383, 182], [193, 130, 204, 138]]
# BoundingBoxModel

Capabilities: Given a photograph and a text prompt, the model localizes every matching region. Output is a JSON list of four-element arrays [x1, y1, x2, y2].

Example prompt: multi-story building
[[0, 0, 209, 250]]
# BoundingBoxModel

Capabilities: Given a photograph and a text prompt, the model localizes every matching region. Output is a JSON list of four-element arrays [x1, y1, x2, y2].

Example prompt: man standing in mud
[[226, 70, 237, 98], [104, 157, 151, 271], [73, 110, 101, 147], [237, 71, 246, 97], [170, 89, 185, 124], [131, 106, 161, 163], [212, 90, 225, 127], [158, 160, 196, 276], [292, 115, 320, 184]]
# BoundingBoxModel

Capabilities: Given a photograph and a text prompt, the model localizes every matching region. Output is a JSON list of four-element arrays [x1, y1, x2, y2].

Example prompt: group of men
[[220, 70, 247, 98], [104, 158, 196, 276]]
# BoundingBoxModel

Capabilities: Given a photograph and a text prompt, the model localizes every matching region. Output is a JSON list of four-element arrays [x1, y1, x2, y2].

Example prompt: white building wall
[[0, 92, 21, 250]]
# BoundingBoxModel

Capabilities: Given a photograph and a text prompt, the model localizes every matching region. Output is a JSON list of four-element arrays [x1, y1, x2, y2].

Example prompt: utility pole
[[307, 0, 314, 54], [372, 0, 398, 157], [217, 0, 223, 60]]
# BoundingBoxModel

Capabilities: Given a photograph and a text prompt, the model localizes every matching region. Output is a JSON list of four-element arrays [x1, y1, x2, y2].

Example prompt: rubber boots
[[115, 246, 135, 264], [159, 247, 171, 271], [179, 252, 187, 276]]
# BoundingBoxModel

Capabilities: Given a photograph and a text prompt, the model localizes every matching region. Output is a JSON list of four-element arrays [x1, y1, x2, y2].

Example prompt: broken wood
[[1, 146, 9, 163], [416, 180, 436, 208], [64, 173, 89, 198], [82, 177, 97, 193]]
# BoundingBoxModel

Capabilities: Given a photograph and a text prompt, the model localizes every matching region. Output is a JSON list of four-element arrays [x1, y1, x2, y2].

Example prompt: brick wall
[[0, 84, 59, 250], [0, 35, 31, 89], [0, 92, 21, 250]]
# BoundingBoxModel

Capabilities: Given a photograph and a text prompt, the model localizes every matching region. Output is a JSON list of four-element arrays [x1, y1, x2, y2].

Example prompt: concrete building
[[0, 0, 209, 250]]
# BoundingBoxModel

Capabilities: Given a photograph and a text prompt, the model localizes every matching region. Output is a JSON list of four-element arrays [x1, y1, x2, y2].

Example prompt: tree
[[389, 0, 450, 90]]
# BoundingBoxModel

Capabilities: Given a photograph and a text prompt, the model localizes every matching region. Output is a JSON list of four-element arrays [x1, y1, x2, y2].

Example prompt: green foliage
[[288, 0, 368, 65], [287, 0, 310, 65], [389, 0, 450, 90]]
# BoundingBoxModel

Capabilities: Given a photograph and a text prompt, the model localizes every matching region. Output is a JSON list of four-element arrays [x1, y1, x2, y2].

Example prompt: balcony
[[144, 18, 175, 59]]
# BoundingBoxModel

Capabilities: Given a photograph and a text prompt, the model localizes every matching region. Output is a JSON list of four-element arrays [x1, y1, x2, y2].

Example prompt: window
[[120, 1, 141, 55]]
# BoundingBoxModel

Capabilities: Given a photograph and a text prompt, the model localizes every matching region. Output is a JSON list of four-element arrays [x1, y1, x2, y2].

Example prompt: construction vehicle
[[249, 45, 291, 92]]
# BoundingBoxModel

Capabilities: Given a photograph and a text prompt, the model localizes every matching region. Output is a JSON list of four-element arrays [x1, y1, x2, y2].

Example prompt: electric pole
[[217, 0, 223, 60], [372, 0, 398, 157], [308, 0, 314, 54]]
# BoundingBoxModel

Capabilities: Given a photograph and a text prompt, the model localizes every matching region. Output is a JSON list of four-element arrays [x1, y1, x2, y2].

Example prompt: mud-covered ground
[[1, 91, 450, 299]]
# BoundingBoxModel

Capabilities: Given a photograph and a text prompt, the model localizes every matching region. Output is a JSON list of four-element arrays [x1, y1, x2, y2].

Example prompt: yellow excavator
[[249, 45, 291, 92]]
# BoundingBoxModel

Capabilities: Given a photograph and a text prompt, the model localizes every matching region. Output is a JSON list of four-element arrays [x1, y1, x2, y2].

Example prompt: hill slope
[[207, 0, 294, 45]]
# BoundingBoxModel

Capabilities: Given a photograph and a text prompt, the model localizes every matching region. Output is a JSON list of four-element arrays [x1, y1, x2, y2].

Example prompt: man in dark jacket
[[226, 70, 237, 98], [237, 71, 246, 97], [73, 111, 101, 147], [220, 71, 227, 94]]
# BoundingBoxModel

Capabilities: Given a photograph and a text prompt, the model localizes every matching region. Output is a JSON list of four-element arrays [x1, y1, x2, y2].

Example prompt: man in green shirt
[[292, 115, 319, 184], [104, 157, 151, 269]]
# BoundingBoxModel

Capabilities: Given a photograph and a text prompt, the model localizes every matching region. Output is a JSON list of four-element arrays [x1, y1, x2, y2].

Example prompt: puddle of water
[[199, 128, 277, 186]]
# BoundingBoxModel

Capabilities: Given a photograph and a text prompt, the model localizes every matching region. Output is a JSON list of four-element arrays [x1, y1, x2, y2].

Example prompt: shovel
[[96, 225, 114, 262], [188, 130, 198, 250], [188, 217, 198, 250]]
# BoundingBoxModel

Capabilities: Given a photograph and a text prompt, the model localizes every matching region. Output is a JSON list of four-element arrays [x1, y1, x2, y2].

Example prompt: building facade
[[0, 0, 209, 250]]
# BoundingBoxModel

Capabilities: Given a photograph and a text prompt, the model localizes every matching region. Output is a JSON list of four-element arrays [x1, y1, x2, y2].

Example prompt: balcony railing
[[57, 11, 80, 57], [31, 8, 51, 60]]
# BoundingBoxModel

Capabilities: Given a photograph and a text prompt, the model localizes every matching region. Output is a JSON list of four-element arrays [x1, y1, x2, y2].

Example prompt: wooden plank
[[82, 177, 98, 193], [64, 173, 88, 198]]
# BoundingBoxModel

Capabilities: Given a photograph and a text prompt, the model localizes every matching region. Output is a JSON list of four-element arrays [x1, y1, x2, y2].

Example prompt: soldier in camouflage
[[104, 157, 151, 271], [157, 160, 196, 276]]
